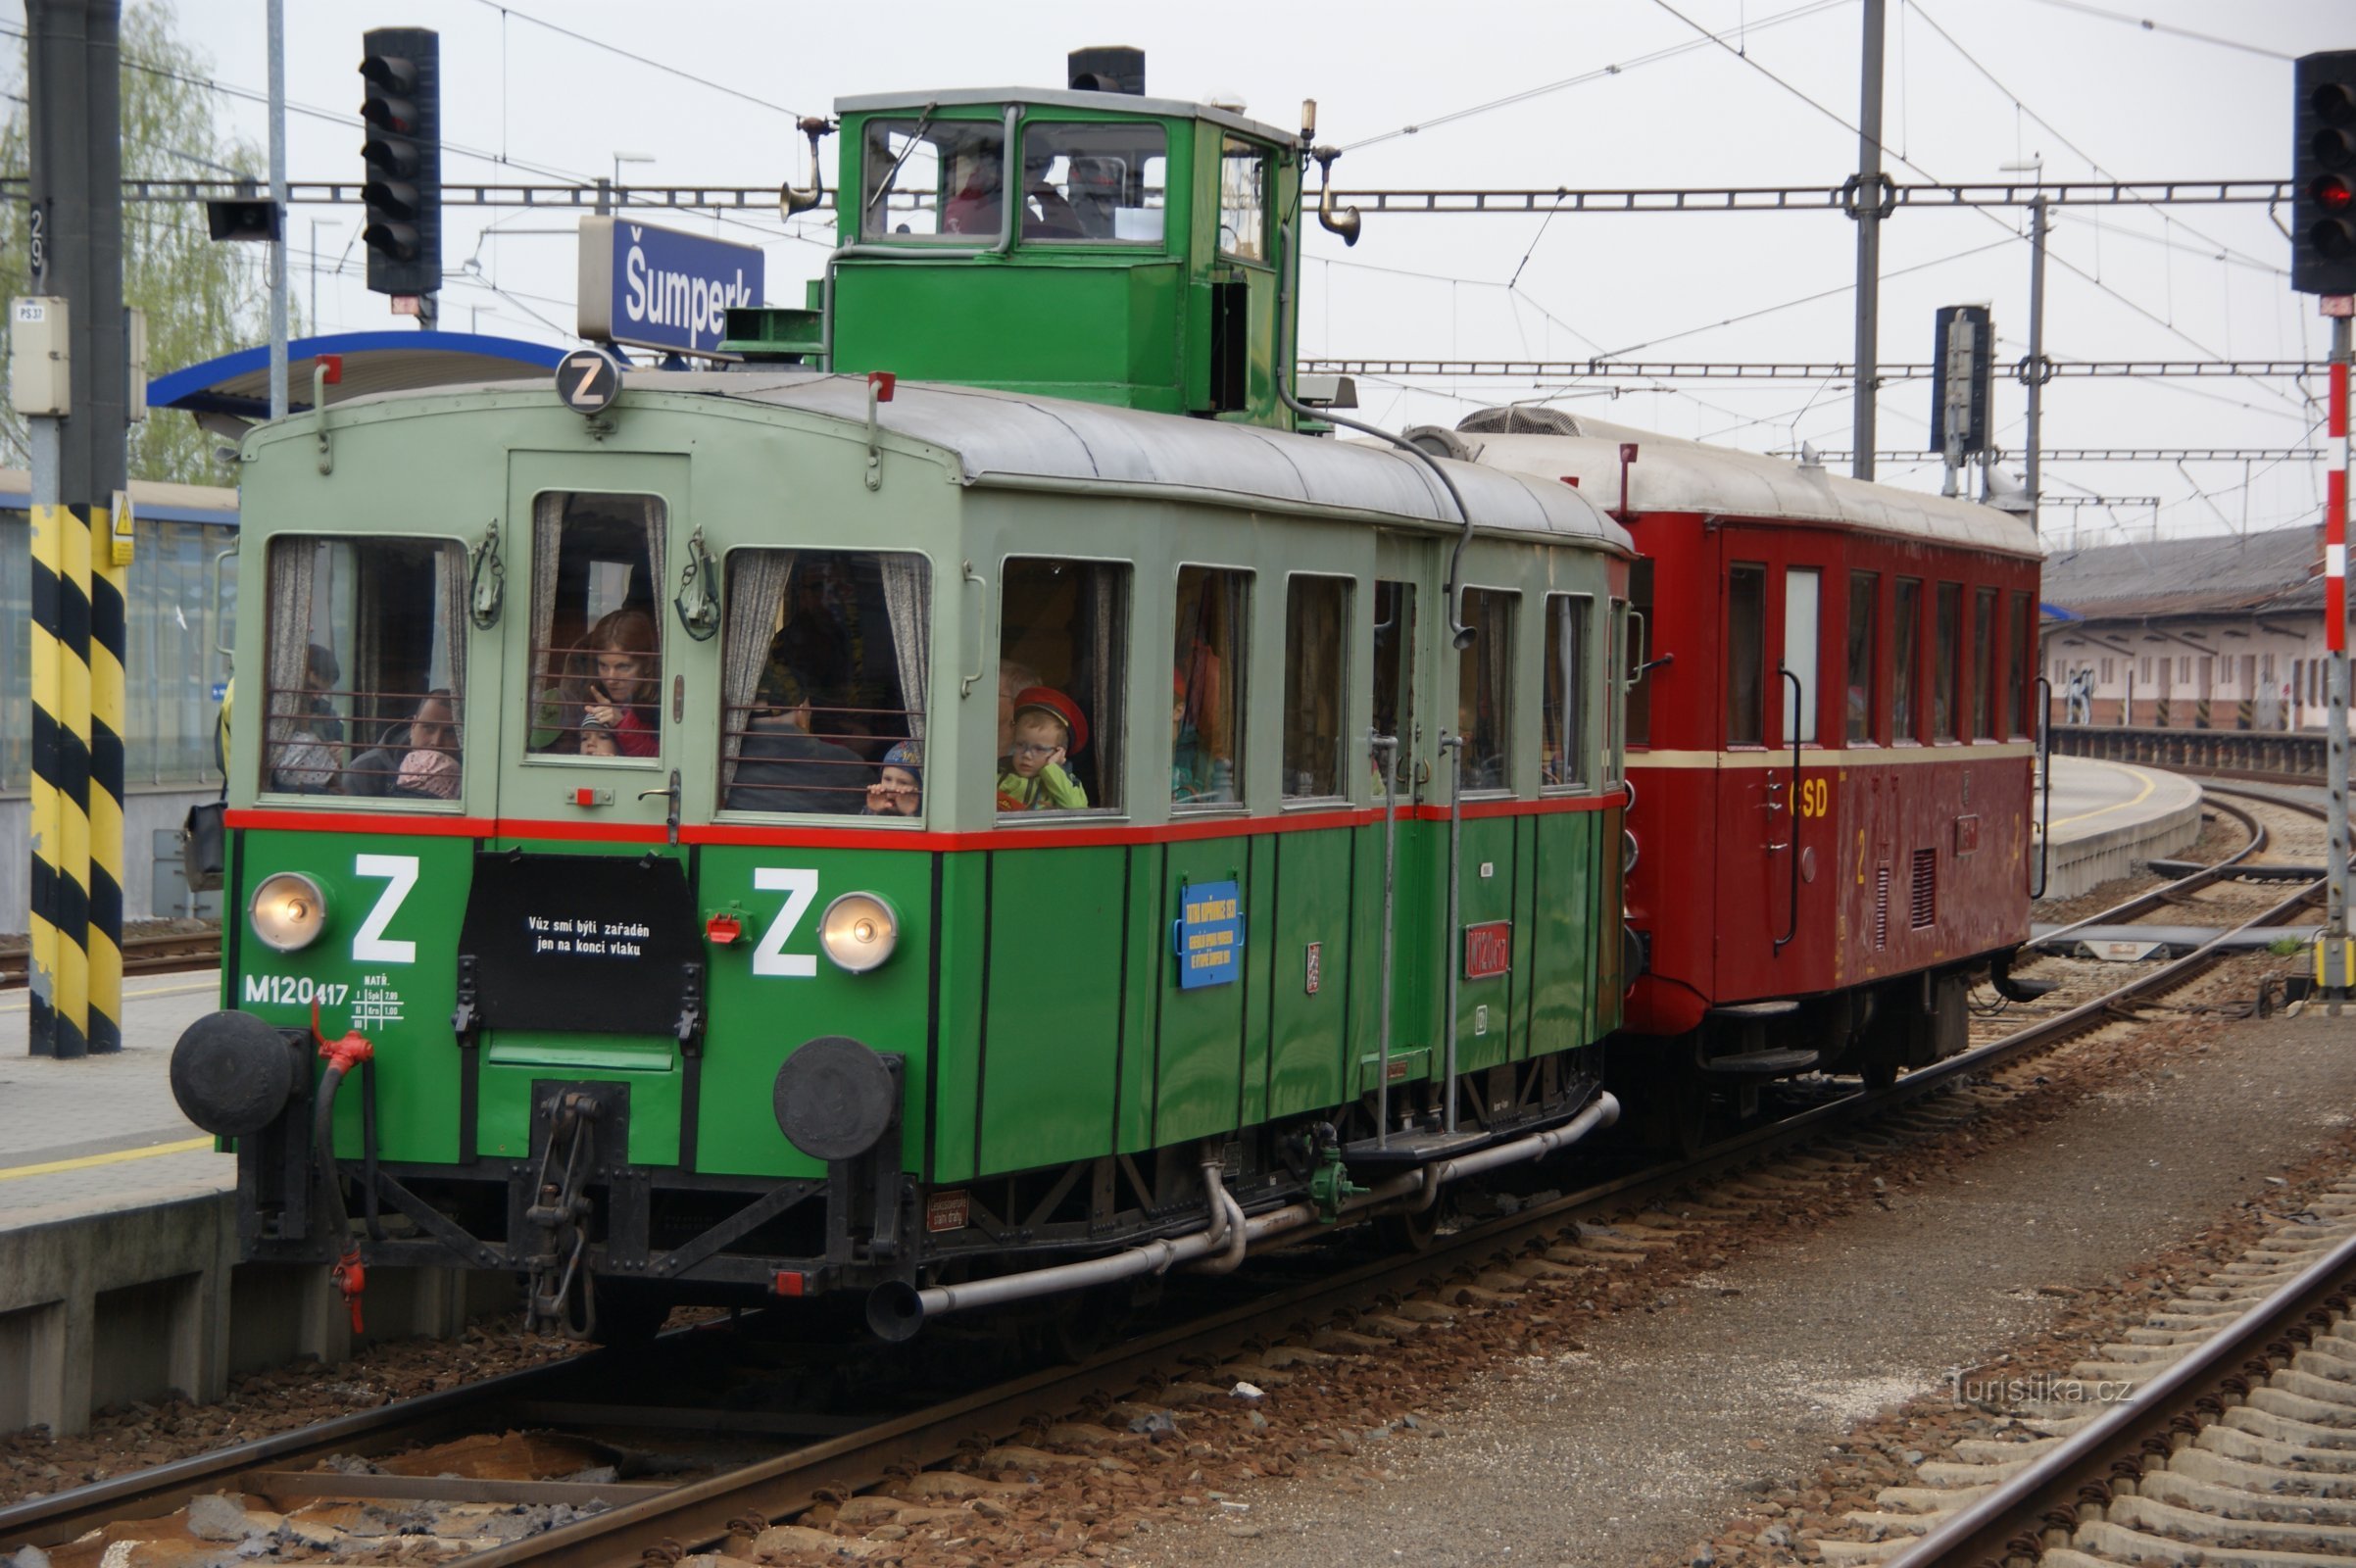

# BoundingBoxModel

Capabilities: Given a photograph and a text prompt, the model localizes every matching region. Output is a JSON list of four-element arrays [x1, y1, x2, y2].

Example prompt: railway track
[[0, 787, 2327, 1568], [0, 925, 222, 988]]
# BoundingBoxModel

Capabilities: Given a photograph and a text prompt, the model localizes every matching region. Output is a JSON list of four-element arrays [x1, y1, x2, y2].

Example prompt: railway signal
[[2294, 50, 2356, 297], [358, 27, 440, 305]]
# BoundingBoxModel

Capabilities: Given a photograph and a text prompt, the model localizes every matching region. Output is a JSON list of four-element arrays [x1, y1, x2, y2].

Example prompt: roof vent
[[1069, 46, 1145, 95]]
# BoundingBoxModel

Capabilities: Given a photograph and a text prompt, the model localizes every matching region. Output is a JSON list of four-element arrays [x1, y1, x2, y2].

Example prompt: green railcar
[[170, 56, 1636, 1341]]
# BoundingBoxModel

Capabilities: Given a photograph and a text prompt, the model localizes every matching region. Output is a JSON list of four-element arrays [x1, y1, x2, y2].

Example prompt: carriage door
[[1714, 529, 1835, 995], [464, 453, 705, 1171], [1369, 536, 1434, 1102]]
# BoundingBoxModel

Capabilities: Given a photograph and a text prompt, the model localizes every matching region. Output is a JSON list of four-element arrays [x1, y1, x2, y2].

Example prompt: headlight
[[250, 871, 328, 953], [818, 892, 898, 973]]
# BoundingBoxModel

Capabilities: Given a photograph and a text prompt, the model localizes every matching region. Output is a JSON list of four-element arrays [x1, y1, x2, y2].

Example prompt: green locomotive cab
[[169, 55, 1637, 1344]]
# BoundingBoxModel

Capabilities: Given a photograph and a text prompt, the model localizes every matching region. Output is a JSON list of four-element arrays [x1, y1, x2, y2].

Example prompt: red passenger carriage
[[1423, 410, 2044, 1134]]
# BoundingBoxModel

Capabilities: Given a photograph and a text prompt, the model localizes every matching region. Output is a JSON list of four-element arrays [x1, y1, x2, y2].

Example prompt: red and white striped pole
[[2327, 299, 2351, 1007]]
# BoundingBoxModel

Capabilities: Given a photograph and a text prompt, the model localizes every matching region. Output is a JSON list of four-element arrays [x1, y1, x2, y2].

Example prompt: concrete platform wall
[[2040, 780, 2205, 903], [0, 1194, 515, 1437]]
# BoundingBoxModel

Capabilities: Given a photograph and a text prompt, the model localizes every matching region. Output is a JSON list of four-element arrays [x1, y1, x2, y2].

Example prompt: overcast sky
[[142, 0, 2353, 544]]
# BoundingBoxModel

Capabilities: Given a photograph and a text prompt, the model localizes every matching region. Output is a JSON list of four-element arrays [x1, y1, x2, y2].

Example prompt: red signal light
[[2319, 175, 2356, 212]]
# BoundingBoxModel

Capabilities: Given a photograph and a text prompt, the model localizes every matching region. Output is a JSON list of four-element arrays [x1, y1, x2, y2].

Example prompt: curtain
[[433, 542, 468, 758], [1482, 596, 1514, 786], [1085, 564, 1124, 809], [879, 555, 929, 742], [637, 498, 666, 619], [530, 493, 564, 693], [266, 539, 318, 782], [720, 550, 796, 781]]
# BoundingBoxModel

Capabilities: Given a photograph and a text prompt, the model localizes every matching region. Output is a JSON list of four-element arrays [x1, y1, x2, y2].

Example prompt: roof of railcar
[[315, 368, 1632, 550], [1420, 411, 2042, 561]]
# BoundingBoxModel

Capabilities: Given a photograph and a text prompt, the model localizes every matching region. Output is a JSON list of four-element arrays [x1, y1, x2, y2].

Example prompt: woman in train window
[[563, 609, 660, 758]]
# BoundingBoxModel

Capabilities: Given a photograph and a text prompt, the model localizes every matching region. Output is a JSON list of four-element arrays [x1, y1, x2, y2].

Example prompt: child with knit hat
[[864, 740, 924, 816]]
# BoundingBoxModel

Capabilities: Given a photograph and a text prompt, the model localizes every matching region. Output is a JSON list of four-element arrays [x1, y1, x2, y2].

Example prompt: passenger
[[270, 644, 344, 792], [565, 609, 659, 758], [727, 668, 867, 814], [576, 718, 620, 759], [997, 687, 1090, 811], [997, 659, 1042, 755], [394, 689, 461, 800], [863, 740, 922, 816], [942, 158, 1004, 235], [301, 644, 346, 744], [1171, 669, 1235, 805]]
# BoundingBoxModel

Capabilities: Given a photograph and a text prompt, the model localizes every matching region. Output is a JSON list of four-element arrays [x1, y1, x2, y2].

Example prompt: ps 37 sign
[[577, 216, 763, 357]]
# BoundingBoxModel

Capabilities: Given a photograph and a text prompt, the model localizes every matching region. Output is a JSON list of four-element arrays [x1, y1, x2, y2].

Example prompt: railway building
[[2037, 523, 2343, 731]]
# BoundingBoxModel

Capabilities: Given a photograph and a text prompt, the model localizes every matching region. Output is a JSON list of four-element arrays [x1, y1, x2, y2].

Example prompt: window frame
[[1726, 562, 1768, 749], [1932, 580, 1963, 743], [1170, 561, 1254, 815], [521, 488, 668, 770], [2008, 591, 2033, 739], [1455, 586, 1519, 796], [1214, 134, 1273, 266], [1845, 569, 1881, 747], [1013, 119, 1170, 247], [859, 115, 1010, 244], [1972, 585, 1999, 741], [258, 531, 471, 809], [1278, 572, 1351, 806], [1542, 591, 1594, 793], [997, 553, 1133, 821], [1892, 577, 1923, 745], [1370, 577, 1418, 799]]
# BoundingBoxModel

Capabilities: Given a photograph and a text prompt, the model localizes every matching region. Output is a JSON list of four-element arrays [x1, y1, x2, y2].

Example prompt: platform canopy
[[147, 331, 568, 435]]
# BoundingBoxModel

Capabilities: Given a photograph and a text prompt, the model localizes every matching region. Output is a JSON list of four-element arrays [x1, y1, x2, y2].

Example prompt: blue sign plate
[[1172, 879, 1244, 990], [577, 216, 764, 357]]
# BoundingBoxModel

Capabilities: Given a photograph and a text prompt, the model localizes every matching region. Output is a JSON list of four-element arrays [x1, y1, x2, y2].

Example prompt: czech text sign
[[1172, 879, 1244, 990]]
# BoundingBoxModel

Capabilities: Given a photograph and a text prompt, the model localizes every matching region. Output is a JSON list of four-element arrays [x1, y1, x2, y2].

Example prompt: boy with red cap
[[997, 686, 1090, 811]]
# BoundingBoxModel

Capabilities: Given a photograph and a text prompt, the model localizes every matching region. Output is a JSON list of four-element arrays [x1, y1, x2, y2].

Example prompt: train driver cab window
[[1933, 581, 1962, 741], [1892, 577, 1923, 743], [1726, 564, 1766, 747], [1018, 122, 1167, 242], [1217, 136, 1270, 262], [999, 559, 1128, 816], [1972, 586, 1999, 740], [1282, 575, 1350, 801], [719, 550, 930, 816], [1542, 594, 1591, 789], [1372, 580, 1416, 795], [1458, 588, 1516, 791], [526, 492, 663, 761], [1173, 565, 1250, 808], [1846, 570, 1879, 745], [1783, 566, 1822, 745], [263, 535, 467, 801], [862, 118, 1006, 240]]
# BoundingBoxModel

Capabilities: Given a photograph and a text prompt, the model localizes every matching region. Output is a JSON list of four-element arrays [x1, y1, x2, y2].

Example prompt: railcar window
[[1625, 558, 1653, 748], [1933, 582, 1962, 742], [1282, 575, 1350, 801], [1372, 579, 1416, 794], [1017, 122, 1167, 242], [2008, 592, 2033, 738], [1846, 571, 1879, 745], [1783, 567, 1822, 746], [862, 118, 1006, 240], [1173, 565, 1251, 808], [718, 550, 929, 816], [1543, 594, 1591, 789], [1972, 587, 1998, 740], [999, 558, 1128, 815], [1607, 598, 1628, 782], [526, 492, 663, 761], [1892, 578, 1922, 742], [1457, 588, 1516, 790], [1726, 564, 1766, 748], [263, 536, 466, 801], [1217, 136, 1270, 262]]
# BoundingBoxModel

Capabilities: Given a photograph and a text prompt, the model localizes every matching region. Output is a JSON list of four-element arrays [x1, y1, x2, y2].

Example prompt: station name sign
[[577, 215, 763, 358]]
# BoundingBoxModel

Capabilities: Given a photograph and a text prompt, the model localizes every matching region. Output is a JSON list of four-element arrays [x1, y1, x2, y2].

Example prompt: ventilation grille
[[1873, 863, 1891, 951], [1909, 849, 1938, 930]]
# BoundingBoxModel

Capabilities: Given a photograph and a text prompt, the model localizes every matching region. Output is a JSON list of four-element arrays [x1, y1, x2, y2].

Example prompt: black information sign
[[456, 852, 699, 1037], [555, 347, 622, 415]]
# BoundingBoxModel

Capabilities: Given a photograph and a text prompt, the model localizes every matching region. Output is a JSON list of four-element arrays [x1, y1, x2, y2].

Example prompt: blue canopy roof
[[148, 331, 566, 418]]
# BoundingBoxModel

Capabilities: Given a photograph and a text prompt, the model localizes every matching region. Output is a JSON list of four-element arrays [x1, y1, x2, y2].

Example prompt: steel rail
[[1888, 1221, 2356, 1567], [2027, 794, 2268, 954], [0, 927, 221, 989], [3, 790, 2302, 1566]]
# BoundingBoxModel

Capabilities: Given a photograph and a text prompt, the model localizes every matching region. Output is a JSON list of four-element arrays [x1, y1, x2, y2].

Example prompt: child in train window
[[864, 740, 922, 816], [998, 688, 1090, 811], [563, 609, 660, 758]]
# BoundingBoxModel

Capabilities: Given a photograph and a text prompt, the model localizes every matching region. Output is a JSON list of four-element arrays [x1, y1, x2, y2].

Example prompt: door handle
[[639, 769, 681, 846]]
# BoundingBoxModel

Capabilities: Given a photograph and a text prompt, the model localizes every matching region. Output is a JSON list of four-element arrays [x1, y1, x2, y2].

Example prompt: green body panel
[[696, 844, 940, 1181], [929, 855, 991, 1184], [1151, 838, 1252, 1146], [235, 829, 471, 1164], [1452, 816, 1520, 1074], [477, 1060, 681, 1167], [1529, 811, 1596, 1056], [1112, 845, 1160, 1155], [833, 262, 1184, 413], [1262, 827, 1354, 1119], [976, 845, 1128, 1173]]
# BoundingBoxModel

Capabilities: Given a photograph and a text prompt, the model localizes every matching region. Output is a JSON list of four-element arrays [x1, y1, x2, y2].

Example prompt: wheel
[[1860, 1056, 1899, 1092], [1018, 1285, 1122, 1365], [1374, 1202, 1440, 1254], [1665, 1067, 1711, 1157], [587, 1279, 672, 1348]]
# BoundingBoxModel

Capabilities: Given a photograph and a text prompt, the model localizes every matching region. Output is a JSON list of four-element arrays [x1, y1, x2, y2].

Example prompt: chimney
[[1068, 46, 1145, 95]]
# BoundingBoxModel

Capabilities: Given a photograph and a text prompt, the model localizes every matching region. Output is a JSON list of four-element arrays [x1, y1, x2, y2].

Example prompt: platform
[[2038, 756, 2205, 903], [0, 975, 507, 1438]]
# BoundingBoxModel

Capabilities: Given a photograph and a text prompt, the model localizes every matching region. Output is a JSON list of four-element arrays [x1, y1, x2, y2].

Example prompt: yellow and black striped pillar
[[88, 499, 127, 1054], [28, 501, 65, 1056], [28, 500, 91, 1057]]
